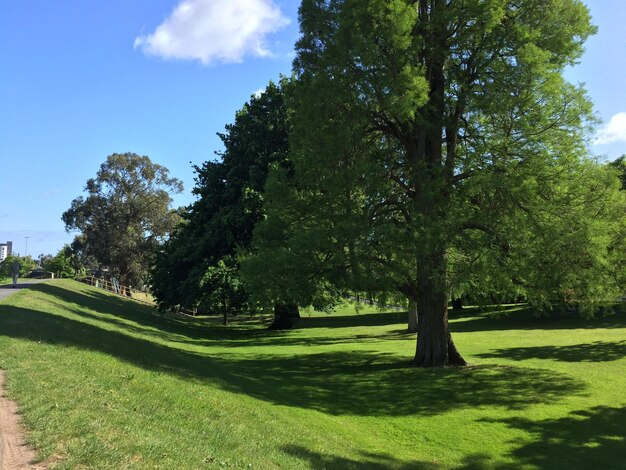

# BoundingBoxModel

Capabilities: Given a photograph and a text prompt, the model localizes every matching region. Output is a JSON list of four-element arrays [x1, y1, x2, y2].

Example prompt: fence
[[77, 276, 155, 307]]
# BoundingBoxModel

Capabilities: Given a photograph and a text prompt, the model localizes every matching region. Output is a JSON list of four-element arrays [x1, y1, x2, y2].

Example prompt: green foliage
[[0, 255, 36, 279], [607, 156, 626, 292], [246, 0, 617, 364], [43, 246, 77, 279], [200, 257, 247, 321], [62, 153, 183, 287], [609, 155, 626, 190], [151, 79, 292, 313]]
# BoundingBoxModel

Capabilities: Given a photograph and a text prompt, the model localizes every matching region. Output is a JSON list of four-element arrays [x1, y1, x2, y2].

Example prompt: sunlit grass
[[0, 280, 624, 469]]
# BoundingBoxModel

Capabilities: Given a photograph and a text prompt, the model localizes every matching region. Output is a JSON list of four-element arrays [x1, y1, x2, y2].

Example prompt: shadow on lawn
[[282, 446, 438, 469], [450, 308, 626, 333], [33, 283, 282, 343], [28, 283, 626, 350], [32, 283, 408, 348], [478, 341, 626, 362], [458, 406, 626, 469], [0, 293, 588, 417]]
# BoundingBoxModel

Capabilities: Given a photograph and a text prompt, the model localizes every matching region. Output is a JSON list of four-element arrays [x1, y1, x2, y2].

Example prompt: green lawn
[[0, 280, 624, 469]]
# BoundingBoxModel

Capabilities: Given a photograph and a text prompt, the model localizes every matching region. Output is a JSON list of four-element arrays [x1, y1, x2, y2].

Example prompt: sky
[[0, 1, 625, 258]]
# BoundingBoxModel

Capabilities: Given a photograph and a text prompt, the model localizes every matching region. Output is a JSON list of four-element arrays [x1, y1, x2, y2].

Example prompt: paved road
[[0, 281, 46, 302]]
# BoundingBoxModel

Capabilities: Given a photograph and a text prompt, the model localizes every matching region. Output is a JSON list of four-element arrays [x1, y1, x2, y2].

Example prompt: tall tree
[[63, 153, 183, 288], [248, 0, 623, 366], [151, 79, 293, 320]]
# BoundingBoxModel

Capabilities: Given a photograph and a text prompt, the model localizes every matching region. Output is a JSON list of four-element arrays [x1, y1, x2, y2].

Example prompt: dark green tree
[[151, 79, 294, 324], [62, 153, 183, 288], [246, 0, 624, 366]]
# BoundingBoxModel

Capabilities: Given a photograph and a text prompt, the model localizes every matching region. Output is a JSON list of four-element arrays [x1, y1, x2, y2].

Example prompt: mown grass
[[0, 280, 625, 469]]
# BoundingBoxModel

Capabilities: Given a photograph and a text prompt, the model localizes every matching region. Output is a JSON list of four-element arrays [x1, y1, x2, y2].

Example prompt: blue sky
[[0, 1, 624, 258]]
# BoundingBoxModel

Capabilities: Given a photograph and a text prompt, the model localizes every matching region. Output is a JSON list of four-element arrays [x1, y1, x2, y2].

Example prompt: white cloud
[[134, 0, 290, 65], [253, 87, 266, 98], [595, 112, 626, 145]]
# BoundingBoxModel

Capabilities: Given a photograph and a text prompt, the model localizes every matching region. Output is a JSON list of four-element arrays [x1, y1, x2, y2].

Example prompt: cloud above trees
[[134, 0, 289, 65], [595, 112, 626, 145]]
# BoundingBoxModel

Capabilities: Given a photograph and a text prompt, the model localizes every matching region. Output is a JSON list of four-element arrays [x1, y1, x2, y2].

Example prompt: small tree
[[43, 246, 76, 279], [200, 257, 248, 325]]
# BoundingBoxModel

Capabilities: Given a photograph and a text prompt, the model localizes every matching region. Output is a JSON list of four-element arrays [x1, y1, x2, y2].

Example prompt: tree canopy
[[242, 0, 625, 366], [62, 153, 183, 287], [151, 79, 292, 315], [43, 245, 79, 279]]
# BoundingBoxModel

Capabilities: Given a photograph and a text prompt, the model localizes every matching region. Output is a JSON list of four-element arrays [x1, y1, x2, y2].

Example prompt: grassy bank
[[0, 280, 624, 469]]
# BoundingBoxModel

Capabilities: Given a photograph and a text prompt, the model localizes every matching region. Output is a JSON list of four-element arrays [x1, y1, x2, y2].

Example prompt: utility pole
[[25, 236, 29, 258]]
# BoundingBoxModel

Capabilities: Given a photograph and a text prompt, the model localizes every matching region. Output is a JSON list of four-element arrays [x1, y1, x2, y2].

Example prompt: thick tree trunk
[[414, 297, 467, 367], [451, 298, 463, 311], [407, 299, 418, 333], [413, 257, 467, 367], [269, 302, 300, 330]]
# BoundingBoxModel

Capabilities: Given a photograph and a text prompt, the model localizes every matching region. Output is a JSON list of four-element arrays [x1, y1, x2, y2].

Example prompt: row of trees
[[64, 0, 626, 367], [1, 248, 84, 281], [0, 255, 37, 280]]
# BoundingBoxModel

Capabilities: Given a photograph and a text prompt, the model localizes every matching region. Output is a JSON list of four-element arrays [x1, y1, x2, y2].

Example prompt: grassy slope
[[0, 280, 624, 469]]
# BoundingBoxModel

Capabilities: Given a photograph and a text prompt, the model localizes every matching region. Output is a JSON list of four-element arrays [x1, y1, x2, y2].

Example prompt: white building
[[0, 241, 13, 262]]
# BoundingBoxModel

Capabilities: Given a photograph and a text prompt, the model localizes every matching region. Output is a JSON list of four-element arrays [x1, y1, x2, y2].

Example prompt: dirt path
[[0, 370, 45, 470]]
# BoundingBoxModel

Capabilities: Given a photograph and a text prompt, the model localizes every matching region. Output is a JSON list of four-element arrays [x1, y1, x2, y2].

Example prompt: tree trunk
[[407, 298, 418, 333], [269, 302, 300, 330], [413, 256, 467, 367], [451, 298, 463, 311], [223, 295, 229, 325]]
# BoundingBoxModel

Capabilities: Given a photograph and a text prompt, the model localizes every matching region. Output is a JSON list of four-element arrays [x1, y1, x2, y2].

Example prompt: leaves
[[62, 153, 182, 287], [151, 79, 292, 313]]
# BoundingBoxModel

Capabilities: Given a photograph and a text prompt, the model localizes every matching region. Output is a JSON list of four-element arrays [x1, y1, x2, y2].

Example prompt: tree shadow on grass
[[0, 302, 587, 417], [281, 445, 438, 469], [31, 283, 409, 349], [296, 311, 408, 329], [32, 283, 626, 351], [451, 308, 626, 333], [477, 341, 626, 363], [457, 406, 626, 469], [30, 283, 283, 344]]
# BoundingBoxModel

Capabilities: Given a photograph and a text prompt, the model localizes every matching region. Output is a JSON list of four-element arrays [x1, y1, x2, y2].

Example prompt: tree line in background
[[56, 0, 626, 367]]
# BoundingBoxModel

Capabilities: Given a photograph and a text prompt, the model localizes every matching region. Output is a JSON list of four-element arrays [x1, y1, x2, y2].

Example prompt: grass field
[[0, 280, 624, 469]]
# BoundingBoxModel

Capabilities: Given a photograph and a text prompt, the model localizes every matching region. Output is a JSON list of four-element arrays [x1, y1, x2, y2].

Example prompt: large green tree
[[151, 80, 293, 320], [246, 0, 624, 366], [63, 153, 183, 288]]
